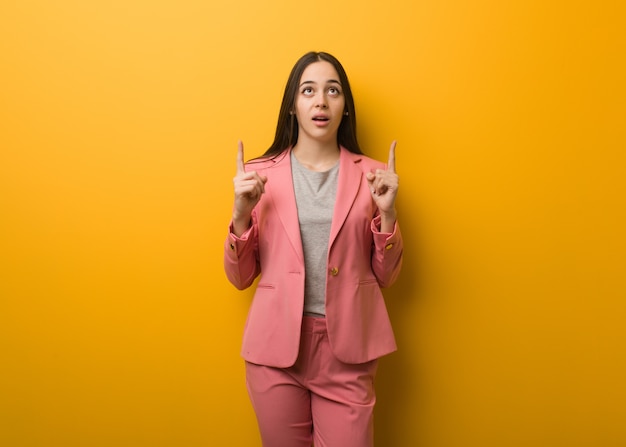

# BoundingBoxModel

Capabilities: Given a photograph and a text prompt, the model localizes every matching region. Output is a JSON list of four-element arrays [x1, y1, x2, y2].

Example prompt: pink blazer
[[224, 147, 403, 367]]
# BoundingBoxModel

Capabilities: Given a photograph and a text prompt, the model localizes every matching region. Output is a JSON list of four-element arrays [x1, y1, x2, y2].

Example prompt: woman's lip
[[312, 118, 330, 127]]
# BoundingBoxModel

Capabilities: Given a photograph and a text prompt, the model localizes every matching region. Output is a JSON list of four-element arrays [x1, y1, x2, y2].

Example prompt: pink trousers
[[245, 317, 379, 447]]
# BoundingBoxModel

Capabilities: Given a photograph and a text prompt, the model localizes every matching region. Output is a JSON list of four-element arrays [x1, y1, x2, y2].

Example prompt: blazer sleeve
[[223, 211, 261, 290], [370, 215, 403, 288]]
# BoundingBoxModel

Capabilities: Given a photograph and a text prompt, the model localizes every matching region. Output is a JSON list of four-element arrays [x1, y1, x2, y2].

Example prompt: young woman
[[224, 51, 403, 447]]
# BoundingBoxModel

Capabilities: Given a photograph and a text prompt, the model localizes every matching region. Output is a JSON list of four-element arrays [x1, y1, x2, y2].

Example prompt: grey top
[[291, 151, 339, 317]]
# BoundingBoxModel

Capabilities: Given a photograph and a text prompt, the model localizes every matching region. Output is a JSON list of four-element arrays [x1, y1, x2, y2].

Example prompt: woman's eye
[[328, 87, 340, 96], [302, 87, 313, 95]]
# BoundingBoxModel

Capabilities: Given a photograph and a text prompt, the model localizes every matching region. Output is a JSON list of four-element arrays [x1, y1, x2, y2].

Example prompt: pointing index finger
[[236, 140, 245, 174], [387, 140, 397, 173]]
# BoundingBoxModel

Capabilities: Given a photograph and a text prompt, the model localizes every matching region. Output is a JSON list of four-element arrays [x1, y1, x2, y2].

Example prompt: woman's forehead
[[299, 61, 341, 84]]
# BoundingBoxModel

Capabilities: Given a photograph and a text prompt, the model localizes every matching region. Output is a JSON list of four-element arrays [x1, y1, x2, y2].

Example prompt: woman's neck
[[292, 141, 340, 172]]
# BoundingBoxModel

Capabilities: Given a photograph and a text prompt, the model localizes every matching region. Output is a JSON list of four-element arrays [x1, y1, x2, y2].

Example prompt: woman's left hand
[[366, 141, 399, 217]]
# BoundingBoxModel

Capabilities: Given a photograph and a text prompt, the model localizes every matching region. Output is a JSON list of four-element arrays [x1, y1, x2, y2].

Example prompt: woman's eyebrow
[[299, 79, 342, 87]]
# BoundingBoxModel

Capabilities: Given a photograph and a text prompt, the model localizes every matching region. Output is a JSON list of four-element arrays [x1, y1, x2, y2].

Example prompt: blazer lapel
[[329, 147, 363, 248], [265, 150, 304, 264]]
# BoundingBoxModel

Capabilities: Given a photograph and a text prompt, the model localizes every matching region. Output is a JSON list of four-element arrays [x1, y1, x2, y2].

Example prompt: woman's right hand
[[232, 141, 267, 236]]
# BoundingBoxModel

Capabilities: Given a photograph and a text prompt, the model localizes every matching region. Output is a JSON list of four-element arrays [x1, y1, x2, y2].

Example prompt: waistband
[[301, 315, 327, 334]]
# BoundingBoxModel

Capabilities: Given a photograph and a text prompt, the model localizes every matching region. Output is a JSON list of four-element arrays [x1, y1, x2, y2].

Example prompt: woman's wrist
[[232, 213, 252, 237], [379, 209, 397, 233]]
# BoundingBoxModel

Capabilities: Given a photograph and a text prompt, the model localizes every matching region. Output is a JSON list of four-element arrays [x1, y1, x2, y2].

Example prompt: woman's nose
[[315, 93, 328, 108]]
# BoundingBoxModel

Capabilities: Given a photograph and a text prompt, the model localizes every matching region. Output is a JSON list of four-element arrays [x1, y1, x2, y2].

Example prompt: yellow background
[[1, 1, 624, 446]]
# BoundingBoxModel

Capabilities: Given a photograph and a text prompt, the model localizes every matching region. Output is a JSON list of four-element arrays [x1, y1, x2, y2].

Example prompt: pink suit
[[224, 146, 403, 446]]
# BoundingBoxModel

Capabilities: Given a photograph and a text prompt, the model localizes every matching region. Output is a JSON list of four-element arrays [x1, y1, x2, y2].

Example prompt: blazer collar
[[329, 147, 364, 248], [265, 147, 365, 261], [264, 149, 304, 264]]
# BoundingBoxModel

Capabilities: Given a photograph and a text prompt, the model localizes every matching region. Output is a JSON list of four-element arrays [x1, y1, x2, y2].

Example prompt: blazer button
[[330, 267, 339, 276], [385, 243, 394, 250], [229, 243, 236, 251]]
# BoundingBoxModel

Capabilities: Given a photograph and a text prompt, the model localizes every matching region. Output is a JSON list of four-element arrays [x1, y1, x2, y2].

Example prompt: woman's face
[[294, 61, 346, 146]]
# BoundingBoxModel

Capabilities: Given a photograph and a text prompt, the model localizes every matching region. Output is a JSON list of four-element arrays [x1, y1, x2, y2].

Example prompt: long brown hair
[[263, 52, 362, 158]]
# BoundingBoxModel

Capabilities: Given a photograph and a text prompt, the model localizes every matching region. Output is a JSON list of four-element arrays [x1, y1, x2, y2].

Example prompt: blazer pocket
[[357, 278, 383, 303], [358, 278, 379, 286]]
